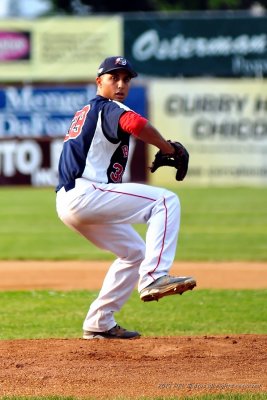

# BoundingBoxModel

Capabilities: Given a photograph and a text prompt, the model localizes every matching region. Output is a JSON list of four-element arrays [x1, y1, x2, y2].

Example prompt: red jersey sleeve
[[119, 111, 148, 137]]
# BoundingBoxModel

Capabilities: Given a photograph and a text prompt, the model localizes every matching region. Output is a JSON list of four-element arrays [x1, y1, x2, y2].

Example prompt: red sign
[[0, 31, 31, 61]]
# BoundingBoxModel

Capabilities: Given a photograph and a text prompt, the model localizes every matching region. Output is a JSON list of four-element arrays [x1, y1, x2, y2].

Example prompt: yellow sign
[[0, 17, 122, 81], [149, 79, 267, 186]]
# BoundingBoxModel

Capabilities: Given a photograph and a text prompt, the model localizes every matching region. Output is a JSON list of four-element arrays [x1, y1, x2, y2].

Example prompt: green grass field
[[0, 289, 266, 339], [0, 186, 266, 400], [0, 186, 266, 261]]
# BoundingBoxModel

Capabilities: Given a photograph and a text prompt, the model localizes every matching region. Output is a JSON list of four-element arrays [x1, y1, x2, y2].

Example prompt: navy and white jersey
[[56, 95, 132, 192]]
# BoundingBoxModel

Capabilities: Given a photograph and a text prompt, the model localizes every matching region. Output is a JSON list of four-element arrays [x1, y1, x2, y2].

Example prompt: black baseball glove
[[150, 141, 189, 181]]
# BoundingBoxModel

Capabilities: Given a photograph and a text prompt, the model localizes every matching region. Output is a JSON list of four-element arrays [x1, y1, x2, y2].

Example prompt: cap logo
[[115, 57, 127, 66], [97, 56, 137, 77]]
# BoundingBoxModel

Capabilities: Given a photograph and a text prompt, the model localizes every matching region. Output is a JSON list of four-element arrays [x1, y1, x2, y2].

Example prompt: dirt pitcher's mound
[[0, 335, 266, 398], [1, 261, 267, 290], [0, 261, 266, 398]]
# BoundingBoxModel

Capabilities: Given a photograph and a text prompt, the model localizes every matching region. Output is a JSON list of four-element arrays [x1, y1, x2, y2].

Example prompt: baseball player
[[56, 56, 196, 340]]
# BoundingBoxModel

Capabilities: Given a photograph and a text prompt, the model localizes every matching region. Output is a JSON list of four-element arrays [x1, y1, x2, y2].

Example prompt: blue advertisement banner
[[0, 84, 147, 185], [0, 84, 147, 138]]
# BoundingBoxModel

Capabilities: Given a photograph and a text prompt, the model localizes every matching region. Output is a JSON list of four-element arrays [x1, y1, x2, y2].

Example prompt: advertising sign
[[0, 84, 147, 186], [124, 16, 267, 77], [149, 79, 267, 185], [0, 17, 122, 81], [0, 85, 96, 137], [0, 84, 147, 137], [0, 31, 31, 61], [0, 137, 61, 186], [0, 136, 147, 187]]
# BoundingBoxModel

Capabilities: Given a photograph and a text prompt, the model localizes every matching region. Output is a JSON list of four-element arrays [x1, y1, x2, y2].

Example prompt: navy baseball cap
[[97, 56, 138, 78]]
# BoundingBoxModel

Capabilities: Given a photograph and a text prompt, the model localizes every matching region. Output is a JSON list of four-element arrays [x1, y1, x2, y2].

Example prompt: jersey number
[[110, 163, 124, 183], [64, 105, 90, 142]]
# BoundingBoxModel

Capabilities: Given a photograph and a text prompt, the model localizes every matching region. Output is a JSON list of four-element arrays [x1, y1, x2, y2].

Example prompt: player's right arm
[[119, 111, 174, 154]]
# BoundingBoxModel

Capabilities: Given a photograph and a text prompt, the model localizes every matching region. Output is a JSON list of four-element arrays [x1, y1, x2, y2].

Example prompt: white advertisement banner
[[149, 79, 267, 185]]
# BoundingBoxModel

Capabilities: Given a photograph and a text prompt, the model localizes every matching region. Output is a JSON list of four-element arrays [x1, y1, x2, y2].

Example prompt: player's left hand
[[150, 141, 189, 181]]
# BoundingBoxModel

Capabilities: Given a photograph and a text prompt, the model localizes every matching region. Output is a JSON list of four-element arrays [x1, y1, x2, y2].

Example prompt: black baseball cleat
[[140, 275, 196, 302], [83, 324, 141, 340]]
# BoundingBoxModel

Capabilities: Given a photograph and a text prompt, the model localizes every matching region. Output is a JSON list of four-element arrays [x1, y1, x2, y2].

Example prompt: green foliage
[[0, 289, 266, 339], [48, 0, 255, 13], [154, 0, 255, 11], [208, 0, 242, 9], [0, 186, 266, 261]]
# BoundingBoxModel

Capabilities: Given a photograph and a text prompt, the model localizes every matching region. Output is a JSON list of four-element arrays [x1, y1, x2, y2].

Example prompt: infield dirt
[[0, 261, 266, 398]]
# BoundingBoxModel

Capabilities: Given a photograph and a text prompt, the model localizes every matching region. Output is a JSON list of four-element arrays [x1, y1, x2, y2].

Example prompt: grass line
[[0, 289, 266, 339], [1, 392, 267, 399]]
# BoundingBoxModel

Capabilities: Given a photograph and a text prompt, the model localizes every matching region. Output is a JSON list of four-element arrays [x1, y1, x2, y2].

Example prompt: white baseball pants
[[56, 178, 181, 332]]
